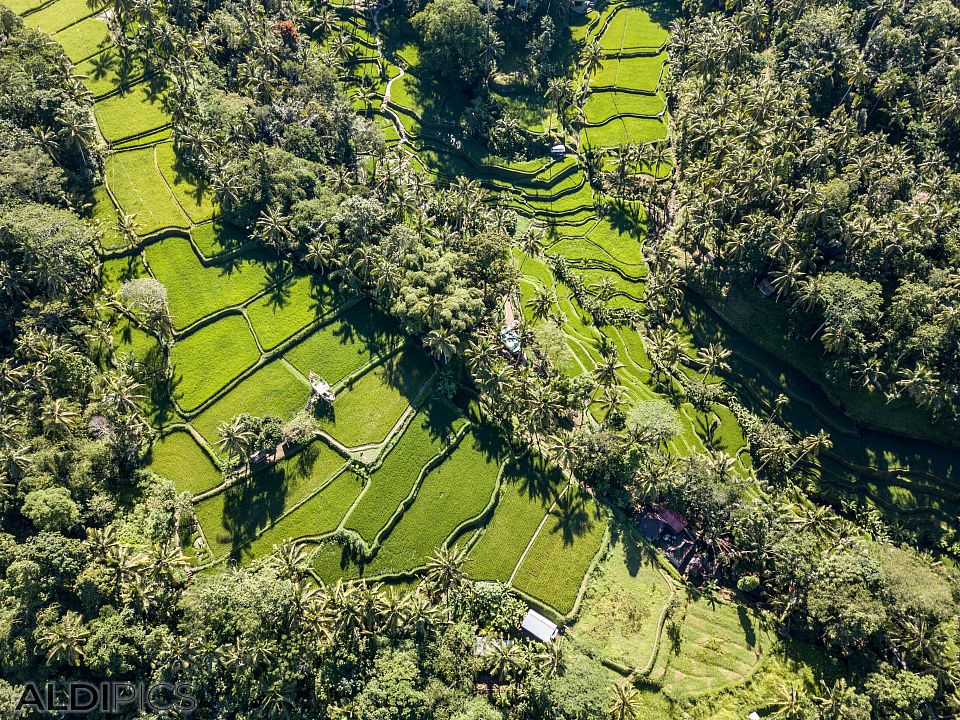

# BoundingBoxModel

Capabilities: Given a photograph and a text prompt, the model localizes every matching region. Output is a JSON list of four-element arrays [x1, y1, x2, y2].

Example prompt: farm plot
[[600, 6, 670, 51], [6, 0, 50, 15], [155, 142, 217, 223], [105, 148, 189, 234], [344, 399, 466, 542], [583, 91, 665, 124], [570, 529, 674, 671], [195, 438, 347, 559], [53, 15, 110, 63], [649, 597, 770, 700], [148, 430, 222, 495], [467, 453, 565, 582], [144, 236, 281, 329], [169, 314, 261, 412], [245, 470, 365, 559], [511, 486, 606, 615], [246, 274, 348, 351], [582, 116, 667, 149], [283, 301, 403, 384], [94, 82, 170, 142], [316, 347, 433, 448], [190, 360, 310, 447], [590, 54, 666, 93], [364, 425, 505, 575], [23, 0, 102, 33]]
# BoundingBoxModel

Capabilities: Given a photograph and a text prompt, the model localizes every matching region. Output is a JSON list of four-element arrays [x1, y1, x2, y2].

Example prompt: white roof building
[[521, 609, 558, 643]]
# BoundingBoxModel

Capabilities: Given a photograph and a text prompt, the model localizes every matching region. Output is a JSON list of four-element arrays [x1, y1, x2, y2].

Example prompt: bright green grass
[[317, 347, 432, 448], [94, 82, 170, 142], [154, 142, 217, 222], [588, 218, 648, 266], [53, 15, 110, 63], [577, 266, 645, 300], [583, 91, 665, 124], [651, 597, 770, 700], [105, 148, 189, 234], [511, 486, 606, 614], [344, 400, 465, 542], [283, 301, 402, 385], [7, 0, 50, 14], [90, 185, 124, 249], [144, 236, 280, 329], [101, 253, 148, 290], [591, 55, 666, 92], [246, 274, 348, 350], [148, 430, 222, 495], [245, 470, 364, 559], [23, 0, 102, 33], [190, 360, 309, 447], [571, 529, 673, 671], [195, 439, 346, 559], [311, 540, 364, 583], [467, 453, 563, 582], [601, 6, 670, 51], [582, 116, 668, 148], [364, 425, 503, 574], [169, 315, 261, 412], [74, 48, 145, 97], [190, 220, 247, 257]]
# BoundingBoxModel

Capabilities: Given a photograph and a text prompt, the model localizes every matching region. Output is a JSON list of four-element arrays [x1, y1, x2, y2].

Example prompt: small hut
[[307, 372, 336, 410], [521, 609, 559, 643]]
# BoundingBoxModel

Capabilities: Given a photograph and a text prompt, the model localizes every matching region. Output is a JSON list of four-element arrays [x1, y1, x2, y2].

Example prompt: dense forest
[[1, 0, 959, 716], [667, 0, 960, 421]]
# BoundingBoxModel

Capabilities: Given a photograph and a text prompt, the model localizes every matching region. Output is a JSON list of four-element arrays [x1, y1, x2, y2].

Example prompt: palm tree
[[545, 77, 572, 135], [536, 636, 565, 678], [217, 417, 255, 472], [527, 286, 557, 323], [38, 612, 89, 667], [786, 430, 832, 472], [271, 540, 311, 580], [256, 205, 292, 256], [772, 683, 810, 719], [608, 678, 644, 720], [546, 431, 579, 472], [424, 544, 468, 611], [580, 41, 604, 78], [593, 354, 624, 388], [518, 227, 544, 270], [425, 328, 458, 364], [695, 342, 731, 384], [40, 397, 79, 438]]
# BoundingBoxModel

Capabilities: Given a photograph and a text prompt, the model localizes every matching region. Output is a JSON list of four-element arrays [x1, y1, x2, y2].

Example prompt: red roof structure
[[656, 508, 688, 534]]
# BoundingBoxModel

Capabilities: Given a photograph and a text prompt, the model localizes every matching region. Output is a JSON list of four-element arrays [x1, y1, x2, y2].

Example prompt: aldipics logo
[[14, 681, 197, 715]]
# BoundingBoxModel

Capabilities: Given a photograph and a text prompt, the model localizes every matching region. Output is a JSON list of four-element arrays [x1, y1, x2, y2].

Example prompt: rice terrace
[[3, 0, 960, 714]]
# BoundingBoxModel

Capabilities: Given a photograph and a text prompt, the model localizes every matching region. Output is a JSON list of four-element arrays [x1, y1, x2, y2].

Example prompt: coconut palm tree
[[425, 328, 458, 364], [38, 612, 89, 667], [527, 286, 557, 323], [608, 678, 644, 720], [218, 417, 255, 472], [256, 205, 292, 256], [593, 354, 624, 388], [772, 683, 810, 719], [695, 342, 731, 384], [580, 41, 604, 78], [424, 544, 468, 611]]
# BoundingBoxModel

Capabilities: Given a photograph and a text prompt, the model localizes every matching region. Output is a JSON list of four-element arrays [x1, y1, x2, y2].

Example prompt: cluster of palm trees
[[667, 6, 960, 419]]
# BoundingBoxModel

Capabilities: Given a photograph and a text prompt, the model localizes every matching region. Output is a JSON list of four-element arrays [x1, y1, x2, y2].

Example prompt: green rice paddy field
[[21, 0, 955, 710]]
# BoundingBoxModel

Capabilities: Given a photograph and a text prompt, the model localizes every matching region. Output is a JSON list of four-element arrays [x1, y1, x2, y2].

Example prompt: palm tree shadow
[[550, 490, 593, 545], [221, 443, 329, 561]]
